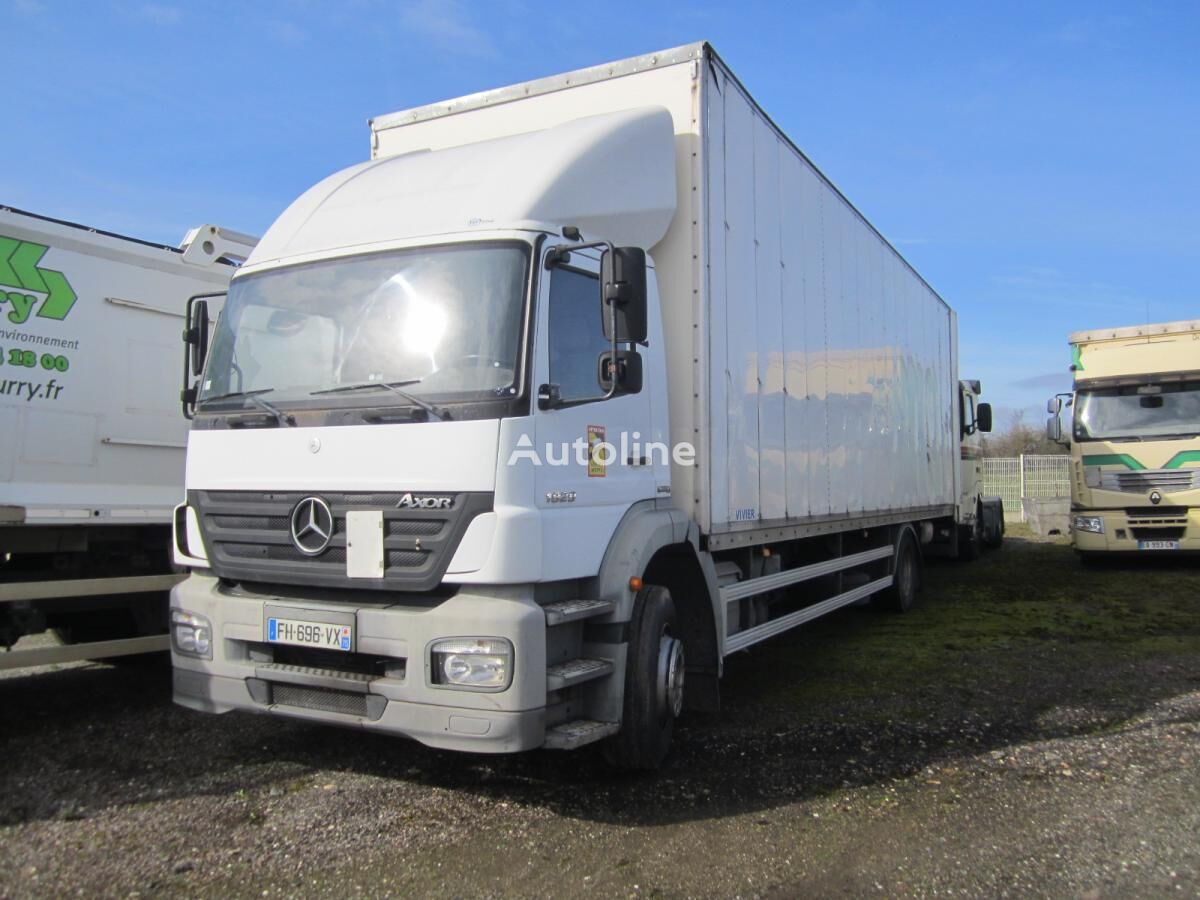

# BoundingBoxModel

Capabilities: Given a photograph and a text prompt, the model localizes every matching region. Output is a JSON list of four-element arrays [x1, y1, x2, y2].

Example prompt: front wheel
[[604, 585, 684, 770]]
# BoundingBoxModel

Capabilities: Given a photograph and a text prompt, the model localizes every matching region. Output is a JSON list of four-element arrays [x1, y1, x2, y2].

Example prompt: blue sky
[[4, 1, 1197, 425]]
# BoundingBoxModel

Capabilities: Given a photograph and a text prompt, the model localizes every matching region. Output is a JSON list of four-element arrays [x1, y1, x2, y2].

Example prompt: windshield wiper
[[310, 380, 450, 421], [199, 387, 275, 405], [198, 388, 295, 426]]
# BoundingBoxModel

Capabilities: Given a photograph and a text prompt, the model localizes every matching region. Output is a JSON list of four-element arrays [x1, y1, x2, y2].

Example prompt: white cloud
[[399, 0, 497, 60], [140, 3, 182, 26], [1010, 371, 1072, 391], [988, 267, 1145, 315], [1045, 14, 1132, 48], [269, 20, 306, 46]]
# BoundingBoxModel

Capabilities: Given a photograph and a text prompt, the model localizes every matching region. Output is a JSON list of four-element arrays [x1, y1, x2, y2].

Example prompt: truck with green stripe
[[0, 206, 255, 671], [1047, 319, 1200, 559]]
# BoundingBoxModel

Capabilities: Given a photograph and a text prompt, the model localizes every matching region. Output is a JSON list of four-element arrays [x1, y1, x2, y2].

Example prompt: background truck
[[170, 42, 994, 767], [0, 207, 255, 670], [1048, 319, 1200, 560]]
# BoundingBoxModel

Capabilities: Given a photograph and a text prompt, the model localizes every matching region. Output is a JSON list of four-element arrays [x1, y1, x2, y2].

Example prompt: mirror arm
[[601, 292, 620, 401], [545, 239, 616, 270]]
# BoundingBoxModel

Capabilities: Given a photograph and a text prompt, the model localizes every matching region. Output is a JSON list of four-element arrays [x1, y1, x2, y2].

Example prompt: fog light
[[430, 638, 512, 691], [171, 609, 213, 659], [1073, 515, 1104, 534]]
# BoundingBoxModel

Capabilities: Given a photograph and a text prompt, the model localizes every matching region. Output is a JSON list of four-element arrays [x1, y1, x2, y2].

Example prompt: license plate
[[267, 617, 352, 651], [1138, 540, 1180, 551]]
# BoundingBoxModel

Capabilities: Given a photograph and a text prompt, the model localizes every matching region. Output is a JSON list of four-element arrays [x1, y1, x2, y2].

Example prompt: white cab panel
[[185, 420, 499, 493], [246, 108, 677, 272]]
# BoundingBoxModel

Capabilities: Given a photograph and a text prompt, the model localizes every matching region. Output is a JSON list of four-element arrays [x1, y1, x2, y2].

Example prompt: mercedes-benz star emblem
[[290, 496, 334, 556]]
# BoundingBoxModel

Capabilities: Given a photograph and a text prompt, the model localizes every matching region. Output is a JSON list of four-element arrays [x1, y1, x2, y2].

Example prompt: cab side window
[[548, 267, 608, 401]]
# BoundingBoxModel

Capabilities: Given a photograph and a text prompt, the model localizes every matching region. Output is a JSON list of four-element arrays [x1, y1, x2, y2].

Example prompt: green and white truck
[[0, 206, 254, 669]]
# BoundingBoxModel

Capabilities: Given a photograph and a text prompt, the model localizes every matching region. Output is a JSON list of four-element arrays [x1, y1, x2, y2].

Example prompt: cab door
[[531, 246, 656, 579]]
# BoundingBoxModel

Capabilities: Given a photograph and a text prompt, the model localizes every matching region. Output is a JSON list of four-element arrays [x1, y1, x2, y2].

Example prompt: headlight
[[1073, 515, 1105, 534], [429, 638, 512, 691], [171, 609, 213, 659]]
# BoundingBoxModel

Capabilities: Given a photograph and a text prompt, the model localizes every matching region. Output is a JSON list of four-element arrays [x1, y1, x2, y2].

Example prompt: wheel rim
[[657, 632, 685, 720]]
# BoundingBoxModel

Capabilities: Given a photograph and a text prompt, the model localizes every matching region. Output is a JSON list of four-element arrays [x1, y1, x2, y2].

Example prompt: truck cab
[[171, 106, 682, 758], [958, 379, 1002, 556], [1048, 320, 1200, 559]]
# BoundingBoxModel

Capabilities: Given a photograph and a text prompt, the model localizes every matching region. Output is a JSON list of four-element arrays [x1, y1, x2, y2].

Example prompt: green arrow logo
[[0, 234, 77, 322]]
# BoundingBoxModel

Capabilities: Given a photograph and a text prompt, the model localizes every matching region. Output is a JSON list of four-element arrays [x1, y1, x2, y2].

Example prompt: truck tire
[[982, 500, 1005, 549], [604, 585, 685, 770], [875, 528, 921, 613], [958, 515, 982, 561]]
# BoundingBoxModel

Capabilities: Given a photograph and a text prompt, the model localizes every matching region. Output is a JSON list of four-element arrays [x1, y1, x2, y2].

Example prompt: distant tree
[[981, 410, 1068, 457]]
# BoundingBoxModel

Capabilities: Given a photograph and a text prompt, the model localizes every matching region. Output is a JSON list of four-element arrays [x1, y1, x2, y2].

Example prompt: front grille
[[268, 644, 398, 677], [1125, 508, 1188, 526], [270, 683, 368, 717], [1131, 527, 1186, 541], [191, 489, 493, 592], [1099, 469, 1199, 493]]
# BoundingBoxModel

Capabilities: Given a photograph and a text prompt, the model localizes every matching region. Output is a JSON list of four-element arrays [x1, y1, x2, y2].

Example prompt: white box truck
[[1048, 319, 1200, 559], [170, 43, 995, 767], [0, 206, 254, 669]]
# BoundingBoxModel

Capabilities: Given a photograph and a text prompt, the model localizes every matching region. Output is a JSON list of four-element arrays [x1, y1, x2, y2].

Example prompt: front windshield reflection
[[199, 243, 529, 409], [1074, 381, 1200, 441]]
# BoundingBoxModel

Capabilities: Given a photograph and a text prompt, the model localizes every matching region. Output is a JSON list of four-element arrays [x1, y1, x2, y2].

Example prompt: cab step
[[542, 598, 614, 626], [546, 657, 614, 692], [543, 718, 620, 750]]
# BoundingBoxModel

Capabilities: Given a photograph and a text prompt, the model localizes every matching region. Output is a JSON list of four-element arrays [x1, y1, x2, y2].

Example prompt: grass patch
[[718, 535, 1200, 731]]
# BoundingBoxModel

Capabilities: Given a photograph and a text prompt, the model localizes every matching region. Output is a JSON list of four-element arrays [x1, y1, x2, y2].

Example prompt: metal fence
[[982, 455, 1071, 522]]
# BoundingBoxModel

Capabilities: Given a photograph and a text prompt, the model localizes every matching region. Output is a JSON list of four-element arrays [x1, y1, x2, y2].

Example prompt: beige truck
[[1048, 319, 1200, 560]]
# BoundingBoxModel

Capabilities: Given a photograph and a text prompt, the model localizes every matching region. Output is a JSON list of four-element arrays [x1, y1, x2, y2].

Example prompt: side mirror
[[598, 349, 643, 395], [1047, 396, 1062, 415], [600, 247, 647, 343], [181, 292, 222, 419], [1046, 415, 1062, 443], [184, 297, 211, 377], [976, 402, 993, 434]]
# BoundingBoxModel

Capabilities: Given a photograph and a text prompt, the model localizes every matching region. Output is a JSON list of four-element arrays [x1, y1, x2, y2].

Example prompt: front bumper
[[1071, 508, 1200, 554], [170, 574, 548, 753]]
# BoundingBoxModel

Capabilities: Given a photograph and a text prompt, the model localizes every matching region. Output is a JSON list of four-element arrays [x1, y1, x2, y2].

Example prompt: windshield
[[1074, 380, 1200, 441], [198, 242, 529, 409]]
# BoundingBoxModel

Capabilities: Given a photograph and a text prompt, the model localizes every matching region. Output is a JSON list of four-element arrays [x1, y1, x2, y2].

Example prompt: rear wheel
[[875, 528, 921, 613], [604, 585, 684, 770], [982, 502, 1005, 549], [958, 515, 982, 561]]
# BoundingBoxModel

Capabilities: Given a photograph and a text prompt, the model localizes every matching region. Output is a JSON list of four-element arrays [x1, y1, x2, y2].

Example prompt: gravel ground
[[2, 533, 1199, 898]]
